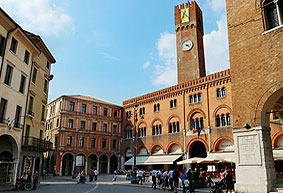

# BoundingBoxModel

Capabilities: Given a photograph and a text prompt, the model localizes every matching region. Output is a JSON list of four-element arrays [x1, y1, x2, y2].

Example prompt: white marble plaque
[[237, 134, 262, 165]]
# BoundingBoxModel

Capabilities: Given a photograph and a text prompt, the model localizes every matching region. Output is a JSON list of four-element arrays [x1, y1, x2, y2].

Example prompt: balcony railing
[[23, 137, 53, 152]]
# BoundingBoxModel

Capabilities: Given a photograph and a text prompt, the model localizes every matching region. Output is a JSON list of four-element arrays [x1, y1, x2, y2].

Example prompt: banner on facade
[[181, 8, 189, 23]]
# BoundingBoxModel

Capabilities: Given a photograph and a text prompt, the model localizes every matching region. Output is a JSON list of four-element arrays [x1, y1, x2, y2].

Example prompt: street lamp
[[127, 102, 144, 183]]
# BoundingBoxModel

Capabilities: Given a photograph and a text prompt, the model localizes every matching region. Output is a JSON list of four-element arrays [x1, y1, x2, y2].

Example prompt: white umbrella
[[177, 157, 203, 165]]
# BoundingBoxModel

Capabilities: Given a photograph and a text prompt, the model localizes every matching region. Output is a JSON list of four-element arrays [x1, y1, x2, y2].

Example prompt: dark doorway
[[88, 154, 97, 170], [190, 141, 207, 158], [34, 157, 40, 173], [99, 155, 108, 173], [62, 154, 73, 176], [110, 155, 118, 173]]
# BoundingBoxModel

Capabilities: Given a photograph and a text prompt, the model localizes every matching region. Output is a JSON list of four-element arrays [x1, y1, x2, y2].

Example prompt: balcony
[[23, 137, 53, 152]]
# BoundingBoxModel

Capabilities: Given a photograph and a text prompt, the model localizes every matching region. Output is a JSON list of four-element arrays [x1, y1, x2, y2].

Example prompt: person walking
[[158, 169, 163, 187], [32, 171, 38, 190], [138, 169, 143, 185], [151, 169, 157, 189], [89, 169, 94, 182], [184, 176, 190, 193], [162, 170, 169, 191], [193, 168, 199, 189], [181, 170, 187, 193], [172, 168, 180, 193], [168, 169, 174, 191], [144, 169, 150, 184], [94, 169, 98, 181], [224, 170, 234, 193], [80, 170, 86, 184]]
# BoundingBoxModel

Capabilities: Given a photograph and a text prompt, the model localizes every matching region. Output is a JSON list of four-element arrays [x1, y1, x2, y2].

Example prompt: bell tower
[[175, 1, 206, 84]]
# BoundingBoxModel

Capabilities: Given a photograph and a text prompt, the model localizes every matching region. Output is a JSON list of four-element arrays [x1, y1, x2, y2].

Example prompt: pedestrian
[[32, 171, 38, 190], [184, 176, 190, 193], [193, 168, 199, 189], [187, 168, 193, 183], [158, 169, 163, 187], [94, 169, 98, 181], [162, 170, 169, 191], [181, 169, 187, 193], [76, 172, 80, 184], [80, 170, 86, 184], [224, 170, 234, 193], [144, 169, 150, 184], [172, 168, 180, 193], [151, 169, 157, 189], [168, 169, 174, 191], [42, 169, 47, 179], [112, 172, 117, 181], [137, 169, 143, 185], [89, 169, 94, 182]]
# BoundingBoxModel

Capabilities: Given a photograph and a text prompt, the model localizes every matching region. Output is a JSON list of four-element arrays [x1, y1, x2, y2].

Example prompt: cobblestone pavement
[[7, 175, 211, 193]]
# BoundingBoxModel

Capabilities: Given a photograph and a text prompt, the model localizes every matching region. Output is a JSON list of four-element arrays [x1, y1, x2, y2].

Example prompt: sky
[[0, 0, 230, 106]]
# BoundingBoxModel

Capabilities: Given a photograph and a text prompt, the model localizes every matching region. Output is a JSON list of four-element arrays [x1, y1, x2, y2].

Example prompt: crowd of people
[[126, 167, 235, 193]]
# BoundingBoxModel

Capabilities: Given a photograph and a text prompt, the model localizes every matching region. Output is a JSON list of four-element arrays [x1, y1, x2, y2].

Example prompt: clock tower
[[175, 1, 206, 84]]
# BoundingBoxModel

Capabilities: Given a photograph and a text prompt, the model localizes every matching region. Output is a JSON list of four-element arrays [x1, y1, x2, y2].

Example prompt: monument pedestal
[[233, 127, 276, 193]]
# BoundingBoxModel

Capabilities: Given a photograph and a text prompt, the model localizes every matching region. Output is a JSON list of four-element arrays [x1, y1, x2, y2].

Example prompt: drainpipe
[[0, 27, 17, 78]]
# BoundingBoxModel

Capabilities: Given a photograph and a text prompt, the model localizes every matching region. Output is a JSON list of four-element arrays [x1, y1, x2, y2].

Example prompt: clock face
[[181, 40, 193, 51]]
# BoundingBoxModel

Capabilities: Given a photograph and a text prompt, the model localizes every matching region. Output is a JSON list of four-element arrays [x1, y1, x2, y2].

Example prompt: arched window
[[221, 87, 226, 97], [152, 125, 162, 136], [198, 93, 202, 102], [217, 88, 221, 98], [194, 94, 197, 103], [169, 122, 179, 133], [154, 104, 156, 112], [221, 114, 226, 126], [263, 0, 282, 30], [189, 93, 202, 104], [216, 115, 221, 127], [169, 123, 173, 133], [138, 127, 146, 137], [189, 95, 193, 104], [226, 114, 231, 126], [170, 99, 177, 108]]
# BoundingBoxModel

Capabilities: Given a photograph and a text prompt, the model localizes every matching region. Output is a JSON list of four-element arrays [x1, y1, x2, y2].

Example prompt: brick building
[[121, 3, 282, 192], [45, 95, 123, 175]]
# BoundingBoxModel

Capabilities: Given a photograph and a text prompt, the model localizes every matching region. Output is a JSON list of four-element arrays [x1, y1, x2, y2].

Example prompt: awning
[[177, 157, 204, 165], [124, 154, 182, 166], [205, 152, 236, 163], [273, 149, 283, 161]]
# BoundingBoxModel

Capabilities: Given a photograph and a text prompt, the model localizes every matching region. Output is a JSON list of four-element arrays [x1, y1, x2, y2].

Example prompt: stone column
[[233, 127, 276, 193], [59, 155, 63, 176], [107, 157, 110, 174], [72, 158, 75, 175], [13, 159, 19, 185], [85, 157, 88, 175], [121, 156, 125, 171], [97, 158, 100, 174]]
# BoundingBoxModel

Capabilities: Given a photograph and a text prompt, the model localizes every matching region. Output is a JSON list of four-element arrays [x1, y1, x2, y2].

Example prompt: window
[[54, 134, 58, 148], [56, 118, 59, 127], [216, 113, 231, 127], [32, 67, 37, 84], [102, 139, 107, 148], [41, 105, 45, 121], [67, 136, 72, 146], [221, 88, 226, 97], [125, 130, 132, 139], [103, 108, 108, 116], [154, 104, 160, 112], [68, 119, 74, 128], [92, 122, 97, 131], [103, 123, 108, 132], [91, 138, 96, 148], [81, 121, 86, 130], [263, 0, 283, 30], [44, 79, 48, 93], [170, 99, 177, 108], [24, 125, 30, 145], [139, 107, 145, 115], [28, 96, 34, 115], [113, 124, 118, 133], [81, 104, 87, 113], [189, 93, 202, 104], [19, 75, 26, 93], [198, 93, 202, 102], [14, 105, 22, 128], [24, 50, 30, 64], [217, 88, 226, 98], [93, 106, 97, 115], [79, 137, 85, 147], [113, 109, 118, 118], [152, 125, 162, 136], [190, 118, 204, 131], [138, 127, 146, 137], [70, 102, 75, 111], [4, 65, 13, 86], [0, 36, 5, 57], [169, 122, 180, 133], [113, 140, 117, 149], [10, 37, 17, 53], [39, 130, 43, 140], [46, 61, 50, 69]]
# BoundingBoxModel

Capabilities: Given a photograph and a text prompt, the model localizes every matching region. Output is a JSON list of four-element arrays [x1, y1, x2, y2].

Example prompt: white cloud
[[210, 0, 226, 12], [142, 61, 150, 69], [0, 0, 74, 37], [204, 14, 230, 74], [152, 32, 177, 86], [102, 53, 120, 61]]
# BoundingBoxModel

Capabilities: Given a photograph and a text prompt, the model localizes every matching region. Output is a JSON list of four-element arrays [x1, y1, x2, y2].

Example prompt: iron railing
[[23, 137, 53, 151]]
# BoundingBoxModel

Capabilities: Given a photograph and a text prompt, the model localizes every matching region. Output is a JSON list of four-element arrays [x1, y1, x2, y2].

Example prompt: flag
[[181, 8, 189, 23], [196, 120, 201, 137], [191, 120, 198, 134]]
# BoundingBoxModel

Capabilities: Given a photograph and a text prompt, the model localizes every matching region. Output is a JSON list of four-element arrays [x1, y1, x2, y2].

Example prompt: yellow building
[[20, 31, 56, 178], [0, 8, 40, 185]]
